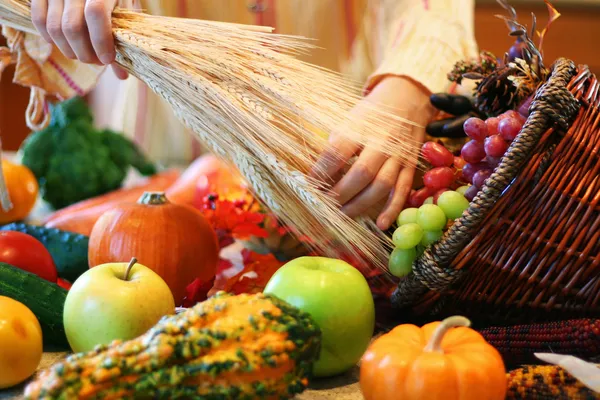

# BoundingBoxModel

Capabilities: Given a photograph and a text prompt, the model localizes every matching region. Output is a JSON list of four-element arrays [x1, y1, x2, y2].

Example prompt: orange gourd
[[88, 192, 219, 304], [0, 160, 38, 224], [360, 316, 507, 400]]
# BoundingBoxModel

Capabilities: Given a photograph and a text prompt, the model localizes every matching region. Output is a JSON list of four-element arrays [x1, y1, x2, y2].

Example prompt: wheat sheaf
[[0, 0, 424, 277]]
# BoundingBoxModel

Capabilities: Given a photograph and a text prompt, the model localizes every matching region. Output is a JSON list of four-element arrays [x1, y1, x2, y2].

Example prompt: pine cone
[[474, 64, 520, 117]]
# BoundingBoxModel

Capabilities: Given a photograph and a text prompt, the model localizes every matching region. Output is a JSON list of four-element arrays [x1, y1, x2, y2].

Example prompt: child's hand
[[31, 0, 129, 79]]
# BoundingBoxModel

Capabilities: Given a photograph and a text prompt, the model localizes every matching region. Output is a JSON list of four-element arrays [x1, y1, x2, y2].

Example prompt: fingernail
[[99, 53, 114, 65], [378, 217, 390, 230]]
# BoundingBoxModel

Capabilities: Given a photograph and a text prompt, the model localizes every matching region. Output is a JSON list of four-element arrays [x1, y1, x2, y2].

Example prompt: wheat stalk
[[0, 1, 424, 277]]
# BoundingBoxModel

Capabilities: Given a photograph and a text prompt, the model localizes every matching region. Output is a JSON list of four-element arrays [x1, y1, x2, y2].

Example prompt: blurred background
[[1, 0, 598, 151]]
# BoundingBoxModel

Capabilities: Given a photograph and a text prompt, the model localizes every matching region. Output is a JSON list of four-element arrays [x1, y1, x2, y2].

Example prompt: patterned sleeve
[[364, 0, 478, 95]]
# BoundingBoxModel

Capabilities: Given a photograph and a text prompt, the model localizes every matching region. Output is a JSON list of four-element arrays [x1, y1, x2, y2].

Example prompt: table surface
[[1, 353, 363, 400]]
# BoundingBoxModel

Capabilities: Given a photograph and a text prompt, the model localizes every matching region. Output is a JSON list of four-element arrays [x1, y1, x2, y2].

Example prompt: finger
[[111, 63, 129, 79], [340, 157, 401, 219], [47, 0, 76, 59], [85, 0, 116, 64], [63, 0, 99, 63], [32, 0, 52, 43], [310, 133, 359, 186], [332, 148, 388, 205], [376, 165, 415, 230]]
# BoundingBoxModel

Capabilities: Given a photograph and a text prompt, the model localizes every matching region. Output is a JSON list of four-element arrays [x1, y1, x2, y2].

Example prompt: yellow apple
[[63, 258, 175, 353]]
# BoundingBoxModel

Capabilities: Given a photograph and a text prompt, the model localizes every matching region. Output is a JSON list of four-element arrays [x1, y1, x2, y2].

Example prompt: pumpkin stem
[[124, 257, 138, 281], [423, 316, 471, 353], [138, 192, 169, 205]]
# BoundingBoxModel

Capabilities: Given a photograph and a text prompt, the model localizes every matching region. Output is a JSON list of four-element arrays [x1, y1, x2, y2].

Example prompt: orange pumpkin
[[360, 316, 507, 400], [88, 192, 219, 304], [0, 159, 38, 224]]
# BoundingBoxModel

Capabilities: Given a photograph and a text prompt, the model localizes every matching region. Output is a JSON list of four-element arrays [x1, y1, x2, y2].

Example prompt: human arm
[[312, 0, 478, 230]]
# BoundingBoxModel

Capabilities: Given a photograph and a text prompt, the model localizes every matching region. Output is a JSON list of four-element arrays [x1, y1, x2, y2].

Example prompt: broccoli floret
[[49, 97, 93, 129], [101, 129, 157, 176], [20, 97, 157, 209]]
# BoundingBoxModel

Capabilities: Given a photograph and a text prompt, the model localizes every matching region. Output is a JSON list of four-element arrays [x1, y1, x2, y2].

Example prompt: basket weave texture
[[392, 58, 600, 326]]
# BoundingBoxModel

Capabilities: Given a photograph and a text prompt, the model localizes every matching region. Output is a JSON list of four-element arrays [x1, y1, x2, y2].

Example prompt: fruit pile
[[459, 109, 526, 200], [390, 108, 527, 277], [389, 195, 469, 278]]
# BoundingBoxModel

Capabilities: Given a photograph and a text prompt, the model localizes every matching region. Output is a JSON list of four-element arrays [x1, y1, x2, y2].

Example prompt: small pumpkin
[[88, 192, 219, 304], [360, 316, 507, 400], [0, 159, 38, 224]]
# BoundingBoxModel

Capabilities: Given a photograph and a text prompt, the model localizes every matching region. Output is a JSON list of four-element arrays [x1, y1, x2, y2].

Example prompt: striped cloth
[[90, 0, 478, 165]]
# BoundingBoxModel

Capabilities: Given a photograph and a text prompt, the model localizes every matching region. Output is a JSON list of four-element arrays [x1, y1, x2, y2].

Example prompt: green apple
[[263, 256, 374, 377], [64, 258, 175, 353]]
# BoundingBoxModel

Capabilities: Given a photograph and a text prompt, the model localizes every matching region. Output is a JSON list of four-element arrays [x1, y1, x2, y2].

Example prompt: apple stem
[[124, 257, 137, 281], [423, 316, 471, 353]]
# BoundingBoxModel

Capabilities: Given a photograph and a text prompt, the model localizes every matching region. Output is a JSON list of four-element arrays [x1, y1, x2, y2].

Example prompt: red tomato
[[0, 231, 57, 282]]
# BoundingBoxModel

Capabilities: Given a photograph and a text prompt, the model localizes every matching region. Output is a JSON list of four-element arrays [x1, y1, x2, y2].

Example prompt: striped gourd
[[24, 292, 321, 400]]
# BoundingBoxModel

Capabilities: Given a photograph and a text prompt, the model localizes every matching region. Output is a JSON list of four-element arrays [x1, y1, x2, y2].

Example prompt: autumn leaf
[[182, 276, 216, 307], [200, 197, 269, 247], [536, 1, 561, 53], [210, 249, 283, 295]]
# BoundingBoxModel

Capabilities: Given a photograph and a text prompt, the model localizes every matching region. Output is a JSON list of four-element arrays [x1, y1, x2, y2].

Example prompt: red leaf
[[181, 276, 215, 307], [215, 257, 234, 275], [210, 249, 283, 295], [199, 198, 269, 245]]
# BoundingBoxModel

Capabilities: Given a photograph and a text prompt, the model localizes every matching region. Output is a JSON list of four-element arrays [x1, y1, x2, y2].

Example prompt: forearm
[[365, 0, 478, 95]]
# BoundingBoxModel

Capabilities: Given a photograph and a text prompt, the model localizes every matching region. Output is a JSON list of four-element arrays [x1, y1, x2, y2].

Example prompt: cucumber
[[0, 262, 69, 348], [0, 222, 89, 282]]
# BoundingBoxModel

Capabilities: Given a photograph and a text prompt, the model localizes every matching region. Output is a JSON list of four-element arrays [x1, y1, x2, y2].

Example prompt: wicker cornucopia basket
[[392, 58, 600, 326]]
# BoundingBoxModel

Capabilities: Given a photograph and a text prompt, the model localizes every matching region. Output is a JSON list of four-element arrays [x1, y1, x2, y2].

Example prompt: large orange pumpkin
[[88, 192, 219, 304], [360, 316, 507, 400]]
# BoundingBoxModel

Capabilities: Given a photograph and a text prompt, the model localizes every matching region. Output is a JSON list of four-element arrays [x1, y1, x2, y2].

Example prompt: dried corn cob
[[480, 319, 600, 365], [507, 364, 600, 400], [24, 292, 321, 400]]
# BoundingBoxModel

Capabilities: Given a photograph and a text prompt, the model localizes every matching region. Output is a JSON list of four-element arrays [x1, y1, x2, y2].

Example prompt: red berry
[[408, 187, 436, 207], [484, 135, 509, 157], [499, 118, 522, 141], [423, 167, 455, 190], [504, 110, 524, 121], [463, 117, 488, 141], [473, 169, 493, 189], [421, 141, 454, 167], [461, 140, 486, 164], [462, 162, 488, 184], [485, 117, 500, 136], [454, 156, 467, 170]]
